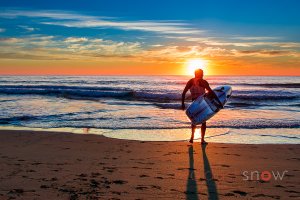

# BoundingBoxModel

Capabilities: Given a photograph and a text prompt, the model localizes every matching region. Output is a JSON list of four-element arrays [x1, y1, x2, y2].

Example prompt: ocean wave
[[2, 123, 299, 129], [231, 90, 299, 101], [0, 85, 298, 104], [173, 81, 300, 88], [0, 115, 38, 124], [154, 103, 183, 109], [231, 94, 299, 101], [226, 102, 257, 108], [2, 78, 300, 88], [0, 85, 134, 100], [0, 109, 110, 124], [214, 83, 300, 88], [1, 114, 299, 129], [0, 85, 182, 102], [237, 83, 300, 88], [0, 80, 89, 85], [260, 134, 300, 139], [0, 85, 128, 91]]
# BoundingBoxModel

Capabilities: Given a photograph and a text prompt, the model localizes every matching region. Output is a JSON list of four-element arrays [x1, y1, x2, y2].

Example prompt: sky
[[0, 0, 300, 75]]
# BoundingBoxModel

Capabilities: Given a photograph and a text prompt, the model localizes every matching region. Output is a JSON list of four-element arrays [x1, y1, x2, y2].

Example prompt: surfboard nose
[[220, 85, 232, 103], [224, 85, 232, 94]]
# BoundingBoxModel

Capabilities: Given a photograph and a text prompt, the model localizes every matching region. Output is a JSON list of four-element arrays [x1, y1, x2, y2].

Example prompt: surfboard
[[185, 85, 232, 125]]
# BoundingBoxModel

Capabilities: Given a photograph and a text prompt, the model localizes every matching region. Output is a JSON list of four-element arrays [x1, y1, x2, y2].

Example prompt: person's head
[[194, 68, 203, 78]]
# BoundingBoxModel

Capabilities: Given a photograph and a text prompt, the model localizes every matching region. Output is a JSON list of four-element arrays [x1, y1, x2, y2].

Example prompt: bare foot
[[201, 140, 208, 145]]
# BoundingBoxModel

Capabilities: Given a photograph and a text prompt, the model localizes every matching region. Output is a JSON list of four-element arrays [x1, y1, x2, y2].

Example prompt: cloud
[[0, 35, 142, 61], [151, 44, 164, 47], [2, 34, 298, 63], [0, 35, 55, 47], [166, 36, 300, 48], [0, 9, 204, 35], [232, 36, 280, 41], [64, 37, 88, 43], [0, 32, 299, 65], [236, 49, 296, 57], [0, 37, 23, 43], [133, 45, 232, 63], [239, 50, 285, 55], [18, 25, 38, 32], [0, 9, 299, 64], [0, 10, 98, 20], [42, 20, 202, 35], [0, 52, 68, 60]]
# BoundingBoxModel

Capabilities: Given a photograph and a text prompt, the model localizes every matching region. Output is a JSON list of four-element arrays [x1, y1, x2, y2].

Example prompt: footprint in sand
[[252, 194, 280, 199], [8, 189, 24, 195], [135, 186, 148, 190], [224, 193, 235, 196], [89, 179, 99, 188], [31, 162, 43, 165], [91, 172, 101, 177], [232, 190, 247, 196], [217, 164, 230, 168], [285, 190, 300, 194], [151, 185, 161, 190], [275, 184, 285, 188], [112, 180, 128, 184], [40, 185, 50, 189], [111, 191, 121, 195]]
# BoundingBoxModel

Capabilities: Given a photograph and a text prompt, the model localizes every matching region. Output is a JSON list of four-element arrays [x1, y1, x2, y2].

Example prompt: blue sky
[[1, 0, 300, 38], [0, 0, 300, 75]]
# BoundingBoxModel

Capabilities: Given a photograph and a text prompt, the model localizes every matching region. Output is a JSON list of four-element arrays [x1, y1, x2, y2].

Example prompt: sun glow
[[185, 59, 208, 75]]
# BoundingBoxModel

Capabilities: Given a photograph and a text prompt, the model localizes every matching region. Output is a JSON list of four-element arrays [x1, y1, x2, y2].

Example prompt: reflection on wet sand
[[83, 128, 90, 134]]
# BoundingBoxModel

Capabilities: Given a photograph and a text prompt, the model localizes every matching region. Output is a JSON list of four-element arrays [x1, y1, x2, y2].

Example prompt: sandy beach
[[0, 130, 298, 200], [1, 0, 300, 199]]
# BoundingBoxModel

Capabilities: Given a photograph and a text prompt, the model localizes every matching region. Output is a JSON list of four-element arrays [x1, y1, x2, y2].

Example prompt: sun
[[186, 59, 207, 75]]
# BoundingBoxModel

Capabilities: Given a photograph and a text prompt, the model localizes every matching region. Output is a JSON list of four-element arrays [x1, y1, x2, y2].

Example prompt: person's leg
[[189, 124, 196, 143], [201, 122, 207, 144]]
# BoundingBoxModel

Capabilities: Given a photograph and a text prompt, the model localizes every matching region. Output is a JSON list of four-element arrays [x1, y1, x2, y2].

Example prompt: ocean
[[0, 75, 299, 144]]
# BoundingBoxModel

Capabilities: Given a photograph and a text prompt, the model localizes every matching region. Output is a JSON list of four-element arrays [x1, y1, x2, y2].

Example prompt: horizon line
[[0, 74, 299, 77]]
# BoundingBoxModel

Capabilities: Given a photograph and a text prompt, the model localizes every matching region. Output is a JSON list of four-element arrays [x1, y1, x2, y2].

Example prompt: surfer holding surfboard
[[181, 69, 224, 144]]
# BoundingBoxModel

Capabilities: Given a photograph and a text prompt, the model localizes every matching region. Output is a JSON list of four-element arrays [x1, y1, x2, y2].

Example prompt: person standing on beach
[[181, 69, 222, 144]]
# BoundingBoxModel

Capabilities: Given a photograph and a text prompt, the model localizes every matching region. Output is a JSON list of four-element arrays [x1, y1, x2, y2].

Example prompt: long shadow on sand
[[186, 146, 199, 200], [186, 145, 219, 200], [202, 144, 219, 200]]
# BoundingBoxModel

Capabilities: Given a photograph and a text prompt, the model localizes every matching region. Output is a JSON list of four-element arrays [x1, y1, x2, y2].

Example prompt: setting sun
[[185, 59, 208, 75]]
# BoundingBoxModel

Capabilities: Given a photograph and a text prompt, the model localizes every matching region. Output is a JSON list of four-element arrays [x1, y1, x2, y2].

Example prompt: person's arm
[[181, 79, 192, 110], [203, 80, 223, 108]]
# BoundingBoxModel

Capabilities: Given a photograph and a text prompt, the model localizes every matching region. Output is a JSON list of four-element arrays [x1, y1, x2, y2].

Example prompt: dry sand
[[0, 130, 299, 200]]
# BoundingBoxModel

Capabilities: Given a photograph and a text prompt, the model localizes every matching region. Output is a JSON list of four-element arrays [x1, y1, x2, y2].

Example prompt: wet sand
[[0, 130, 299, 199]]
